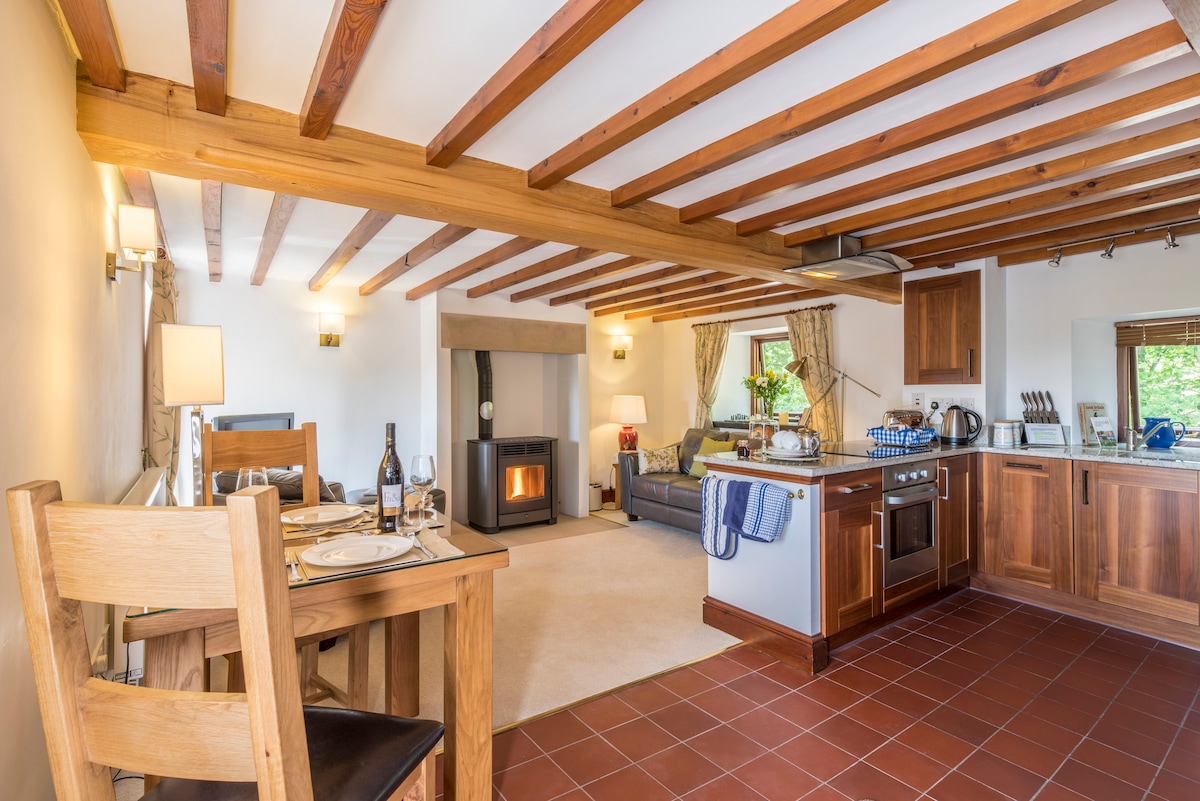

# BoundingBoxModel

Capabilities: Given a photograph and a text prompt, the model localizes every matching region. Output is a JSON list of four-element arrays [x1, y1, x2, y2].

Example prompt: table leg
[[385, 612, 421, 716], [443, 571, 493, 801], [143, 629, 205, 790]]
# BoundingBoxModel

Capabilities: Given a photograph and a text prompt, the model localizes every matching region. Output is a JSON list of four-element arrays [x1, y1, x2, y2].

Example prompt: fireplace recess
[[467, 436, 557, 534]]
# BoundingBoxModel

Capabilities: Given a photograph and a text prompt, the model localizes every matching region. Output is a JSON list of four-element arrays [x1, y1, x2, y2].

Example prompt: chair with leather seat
[[6, 480, 442, 801], [201, 421, 368, 708]]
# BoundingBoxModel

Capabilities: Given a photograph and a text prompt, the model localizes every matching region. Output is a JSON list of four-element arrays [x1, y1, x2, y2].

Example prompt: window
[[750, 334, 809, 415], [1116, 315, 1200, 443]]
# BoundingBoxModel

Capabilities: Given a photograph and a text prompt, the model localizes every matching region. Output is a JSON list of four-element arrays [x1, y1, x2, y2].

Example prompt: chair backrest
[[6, 481, 314, 801], [203, 421, 320, 507]]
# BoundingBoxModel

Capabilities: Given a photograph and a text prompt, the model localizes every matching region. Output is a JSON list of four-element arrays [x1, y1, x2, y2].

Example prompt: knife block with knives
[[1021, 390, 1060, 424]]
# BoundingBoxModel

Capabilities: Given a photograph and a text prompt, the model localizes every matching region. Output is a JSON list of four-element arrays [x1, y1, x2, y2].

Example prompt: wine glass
[[236, 466, 269, 491], [409, 455, 435, 530]]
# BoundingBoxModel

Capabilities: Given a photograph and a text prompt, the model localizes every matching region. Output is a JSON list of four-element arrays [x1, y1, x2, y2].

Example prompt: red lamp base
[[618, 425, 639, 451]]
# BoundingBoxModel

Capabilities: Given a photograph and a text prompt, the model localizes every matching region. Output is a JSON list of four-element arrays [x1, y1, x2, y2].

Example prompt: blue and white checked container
[[867, 426, 937, 447]]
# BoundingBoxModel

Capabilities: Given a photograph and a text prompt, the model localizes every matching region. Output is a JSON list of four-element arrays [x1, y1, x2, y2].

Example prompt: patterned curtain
[[786, 308, 841, 442], [144, 258, 181, 505], [693, 321, 730, 428]]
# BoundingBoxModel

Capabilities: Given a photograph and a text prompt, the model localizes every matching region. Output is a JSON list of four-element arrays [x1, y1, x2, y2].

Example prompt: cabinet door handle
[[840, 484, 876, 494], [968, 348, 975, 378], [938, 465, 950, 501], [1005, 461, 1043, 471], [1081, 469, 1089, 505], [873, 510, 884, 548]]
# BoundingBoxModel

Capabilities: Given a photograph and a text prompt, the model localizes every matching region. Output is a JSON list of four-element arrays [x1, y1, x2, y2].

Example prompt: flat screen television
[[212, 412, 295, 431]]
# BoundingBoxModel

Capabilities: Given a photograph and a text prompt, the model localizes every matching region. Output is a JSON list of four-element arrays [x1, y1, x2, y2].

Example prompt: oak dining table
[[123, 524, 509, 801]]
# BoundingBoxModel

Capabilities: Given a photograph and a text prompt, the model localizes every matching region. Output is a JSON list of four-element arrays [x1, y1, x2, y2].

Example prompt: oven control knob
[[895, 473, 908, 482], [909, 470, 920, 480], [918, 469, 929, 479]]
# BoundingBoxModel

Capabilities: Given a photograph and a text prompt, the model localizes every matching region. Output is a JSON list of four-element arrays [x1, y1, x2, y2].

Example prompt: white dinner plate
[[282, 504, 365, 527], [764, 448, 822, 461], [300, 535, 413, 567]]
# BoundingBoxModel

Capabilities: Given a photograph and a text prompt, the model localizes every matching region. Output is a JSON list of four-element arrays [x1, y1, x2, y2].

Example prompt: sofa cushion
[[687, 437, 737, 478], [678, 428, 732, 475], [631, 472, 696, 507], [638, 445, 679, 475], [214, 468, 339, 503]]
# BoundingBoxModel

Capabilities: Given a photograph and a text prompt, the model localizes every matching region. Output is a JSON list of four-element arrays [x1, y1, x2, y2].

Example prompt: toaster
[[881, 409, 927, 430]]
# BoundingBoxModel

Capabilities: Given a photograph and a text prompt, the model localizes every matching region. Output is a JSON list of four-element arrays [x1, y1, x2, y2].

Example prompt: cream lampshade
[[160, 324, 225, 505], [610, 394, 647, 451]]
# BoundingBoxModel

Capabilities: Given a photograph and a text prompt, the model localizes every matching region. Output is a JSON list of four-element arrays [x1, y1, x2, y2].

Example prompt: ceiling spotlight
[[1048, 248, 1062, 268], [1101, 238, 1115, 260], [1165, 226, 1180, 249]]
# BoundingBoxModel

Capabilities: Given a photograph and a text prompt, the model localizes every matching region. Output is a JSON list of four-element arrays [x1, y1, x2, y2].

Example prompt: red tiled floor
[[459, 590, 1200, 801]]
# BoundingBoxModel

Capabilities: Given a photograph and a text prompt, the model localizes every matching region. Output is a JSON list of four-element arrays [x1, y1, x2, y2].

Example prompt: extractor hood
[[785, 235, 912, 280]]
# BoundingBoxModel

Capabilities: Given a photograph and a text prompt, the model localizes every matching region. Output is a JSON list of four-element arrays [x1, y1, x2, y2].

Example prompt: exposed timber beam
[[545, 263, 694, 306], [428, 0, 643, 168], [650, 291, 834, 323], [360, 224, 476, 296], [300, 0, 389, 140], [511, 256, 659, 303], [250, 193, 298, 286], [625, 284, 795, 320], [407, 237, 543, 300], [60, 0, 125, 91], [74, 72, 899, 302], [309, 209, 394, 290], [588, 276, 757, 315], [186, 0, 228, 116], [200, 179, 222, 282], [467, 246, 602, 298]]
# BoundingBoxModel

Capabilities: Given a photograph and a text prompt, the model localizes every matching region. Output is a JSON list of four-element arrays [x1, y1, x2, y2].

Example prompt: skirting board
[[703, 596, 828, 674]]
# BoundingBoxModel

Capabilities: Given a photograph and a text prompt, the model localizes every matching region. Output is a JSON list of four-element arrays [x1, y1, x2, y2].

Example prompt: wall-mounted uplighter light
[[319, 312, 345, 347], [106, 204, 157, 280], [612, 335, 633, 359]]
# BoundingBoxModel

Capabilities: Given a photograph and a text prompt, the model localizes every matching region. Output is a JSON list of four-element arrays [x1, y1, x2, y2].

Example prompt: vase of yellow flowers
[[742, 370, 788, 419]]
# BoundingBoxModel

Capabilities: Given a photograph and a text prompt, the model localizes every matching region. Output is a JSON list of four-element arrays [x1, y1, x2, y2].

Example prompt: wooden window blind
[[1115, 315, 1200, 347]]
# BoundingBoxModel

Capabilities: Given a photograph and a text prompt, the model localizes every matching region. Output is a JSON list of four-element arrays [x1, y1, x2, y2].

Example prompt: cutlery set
[[1021, 391, 1060, 424]]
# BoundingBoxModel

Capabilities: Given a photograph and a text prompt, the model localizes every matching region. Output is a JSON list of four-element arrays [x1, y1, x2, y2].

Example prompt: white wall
[[0, 3, 146, 797]]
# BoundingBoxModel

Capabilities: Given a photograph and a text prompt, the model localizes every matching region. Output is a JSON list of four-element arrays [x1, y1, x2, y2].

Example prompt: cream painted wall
[[0, 3, 146, 797]]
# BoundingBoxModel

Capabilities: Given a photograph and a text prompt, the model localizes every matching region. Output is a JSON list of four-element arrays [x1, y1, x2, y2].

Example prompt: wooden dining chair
[[6, 480, 441, 801], [202, 421, 370, 708]]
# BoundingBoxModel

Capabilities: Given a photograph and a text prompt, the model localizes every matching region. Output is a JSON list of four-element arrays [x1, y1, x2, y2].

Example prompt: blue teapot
[[1142, 417, 1187, 449]]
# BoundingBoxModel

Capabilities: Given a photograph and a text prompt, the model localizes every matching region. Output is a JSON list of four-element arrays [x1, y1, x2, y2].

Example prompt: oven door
[[882, 483, 938, 587]]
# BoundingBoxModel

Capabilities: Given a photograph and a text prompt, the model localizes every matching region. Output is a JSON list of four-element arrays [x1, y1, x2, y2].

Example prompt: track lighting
[[1100, 238, 1115, 260], [1165, 226, 1179, 249], [1048, 248, 1062, 268]]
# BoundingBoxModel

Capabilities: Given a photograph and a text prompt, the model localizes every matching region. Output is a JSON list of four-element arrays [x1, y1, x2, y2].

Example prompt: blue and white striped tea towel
[[700, 476, 738, 560]]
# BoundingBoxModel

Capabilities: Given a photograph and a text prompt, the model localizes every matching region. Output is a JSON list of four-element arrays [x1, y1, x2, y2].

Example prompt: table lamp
[[610, 394, 647, 451], [161, 324, 225, 505]]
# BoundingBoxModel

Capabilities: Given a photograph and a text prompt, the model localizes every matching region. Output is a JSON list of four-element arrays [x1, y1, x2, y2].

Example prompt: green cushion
[[687, 437, 737, 478]]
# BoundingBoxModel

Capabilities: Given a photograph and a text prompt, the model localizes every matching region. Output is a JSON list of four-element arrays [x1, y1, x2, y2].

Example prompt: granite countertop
[[697, 441, 1200, 477]]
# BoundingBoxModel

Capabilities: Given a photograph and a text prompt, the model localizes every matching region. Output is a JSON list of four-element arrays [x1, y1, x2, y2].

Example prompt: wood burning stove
[[467, 436, 557, 533]]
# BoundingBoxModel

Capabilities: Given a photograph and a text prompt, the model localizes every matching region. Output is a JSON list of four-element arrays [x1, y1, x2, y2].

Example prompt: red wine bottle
[[377, 423, 404, 533]]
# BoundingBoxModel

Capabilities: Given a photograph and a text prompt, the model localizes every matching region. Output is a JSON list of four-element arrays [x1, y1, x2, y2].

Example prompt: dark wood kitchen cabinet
[[1074, 462, 1200, 625], [904, 270, 981, 384], [980, 453, 1073, 592], [821, 467, 883, 637], [937, 453, 973, 588]]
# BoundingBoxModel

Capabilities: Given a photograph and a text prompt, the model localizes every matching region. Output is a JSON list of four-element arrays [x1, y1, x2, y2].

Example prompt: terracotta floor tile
[[823, 664, 891, 696], [1127, 672, 1198, 706], [950, 689, 1020, 727], [492, 727, 543, 771], [1112, 688, 1189, 726], [1101, 701, 1183, 744], [571, 694, 641, 733], [841, 696, 917, 737], [1150, 768, 1200, 801], [967, 675, 1038, 710], [727, 706, 804, 749], [758, 660, 819, 691], [582, 764, 674, 801], [921, 621, 973, 646], [678, 773, 768, 801], [1057, 664, 1126, 699], [797, 785, 854, 801], [726, 646, 777, 670], [1023, 695, 1099, 735], [520, 710, 592, 753], [1004, 651, 1067, 680], [850, 651, 913, 681], [732, 752, 822, 801], [727, 671, 792, 705], [601, 717, 678, 762], [901, 631, 955, 658], [896, 669, 962, 703], [923, 705, 999, 746], [1039, 681, 1112, 717], [689, 684, 760, 722], [765, 692, 837, 729], [981, 730, 1066, 778], [774, 732, 858, 781], [691, 653, 755, 683], [547, 735, 631, 787], [638, 742, 724, 796], [958, 749, 1046, 801], [828, 761, 921, 801], [1172, 726, 1200, 757], [492, 755, 578, 801], [809, 714, 888, 758], [1031, 782, 1093, 801], [894, 721, 976, 767], [614, 679, 681, 715], [921, 656, 986, 689], [864, 740, 950, 792], [1052, 759, 1146, 801], [878, 641, 936, 668], [647, 700, 721, 740], [986, 662, 1054, 695], [1004, 712, 1083, 756], [870, 682, 940, 718], [926, 770, 1014, 801], [1070, 737, 1158, 790], [687, 723, 768, 771], [1162, 743, 1200, 783], [655, 666, 720, 699], [800, 679, 865, 712]]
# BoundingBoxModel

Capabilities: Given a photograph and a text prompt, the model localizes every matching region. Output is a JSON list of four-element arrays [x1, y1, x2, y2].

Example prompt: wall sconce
[[612, 335, 633, 359], [106, 204, 157, 280], [318, 312, 345, 347], [160, 324, 225, 506]]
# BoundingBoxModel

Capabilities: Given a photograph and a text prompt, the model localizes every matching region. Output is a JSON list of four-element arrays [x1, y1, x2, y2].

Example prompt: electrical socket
[[911, 392, 924, 409], [930, 396, 953, 412], [958, 397, 976, 410]]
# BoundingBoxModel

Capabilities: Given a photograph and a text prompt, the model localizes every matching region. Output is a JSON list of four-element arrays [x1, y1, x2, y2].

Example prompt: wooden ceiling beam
[[544, 263, 696, 305], [649, 291, 834, 323], [309, 209, 394, 290], [910, 200, 1200, 268], [359, 223, 476, 296], [250, 193, 298, 286], [300, 0, 388, 140], [592, 279, 763, 317], [863, 150, 1200, 250], [428, 0, 643, 168], [200, 179, 222, 282], [683, 22, 1188, 224], [625, 283, 793, 320], [587, 272, 747, 310], [76, 72, 897, 302], [511, 256, 658, 303], [185, 0, 228, 116], [611, 0, 1114, 207], [60, 0, 125, 91], [783, 114, 1200, 248], [527, 0, 886, 189], [467, 246, 602, 298], [120, 167, 171, 263], [998, 218, 1200, 265], [407, 237, 543, 300]]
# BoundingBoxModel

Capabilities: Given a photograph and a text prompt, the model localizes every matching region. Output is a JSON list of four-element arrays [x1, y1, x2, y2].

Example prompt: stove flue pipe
[[475, 351, 493, 440]]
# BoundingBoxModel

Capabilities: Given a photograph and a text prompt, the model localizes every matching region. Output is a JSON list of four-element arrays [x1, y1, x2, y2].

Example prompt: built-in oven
[[881, 458, 939, 587]]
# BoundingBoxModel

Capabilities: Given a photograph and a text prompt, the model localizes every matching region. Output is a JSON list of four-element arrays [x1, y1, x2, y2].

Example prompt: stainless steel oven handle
[[885, 485, 939, 505]]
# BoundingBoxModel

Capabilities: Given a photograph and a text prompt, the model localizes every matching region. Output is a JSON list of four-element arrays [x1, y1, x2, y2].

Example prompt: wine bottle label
[[380, 484, 404, 516]]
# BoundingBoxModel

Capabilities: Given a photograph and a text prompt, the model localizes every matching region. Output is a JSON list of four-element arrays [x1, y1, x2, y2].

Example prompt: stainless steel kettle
[[941, 405, 982, 446]]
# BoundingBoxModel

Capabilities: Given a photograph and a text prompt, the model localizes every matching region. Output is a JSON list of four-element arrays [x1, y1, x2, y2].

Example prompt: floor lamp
[[785, 352, 880, 438], [160, 324, 225, 506]]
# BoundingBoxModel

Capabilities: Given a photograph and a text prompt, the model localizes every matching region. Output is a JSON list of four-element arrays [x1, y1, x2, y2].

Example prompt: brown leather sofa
[[617, 428, 733, 533]]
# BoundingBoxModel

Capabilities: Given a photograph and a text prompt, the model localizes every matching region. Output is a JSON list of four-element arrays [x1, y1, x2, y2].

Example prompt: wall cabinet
[[821, 468, 883, 637], [980, 453, 1073, 592], [903, 270, 981, 384], [1074, 462, 1200, 624], [937, 453, 973, 588]]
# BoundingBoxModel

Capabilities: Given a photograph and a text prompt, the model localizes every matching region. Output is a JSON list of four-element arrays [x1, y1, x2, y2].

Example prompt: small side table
[[613, 462, 621, 511]]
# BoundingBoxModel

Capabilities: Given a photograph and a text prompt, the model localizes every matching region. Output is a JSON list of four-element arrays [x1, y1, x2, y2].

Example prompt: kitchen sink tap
[[1130, 421, 1172, 450]]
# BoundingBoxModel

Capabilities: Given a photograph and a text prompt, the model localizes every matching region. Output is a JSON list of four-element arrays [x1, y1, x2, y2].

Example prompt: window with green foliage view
[[1134, 344, 1199, 433], [752, 336, 809, 414]]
